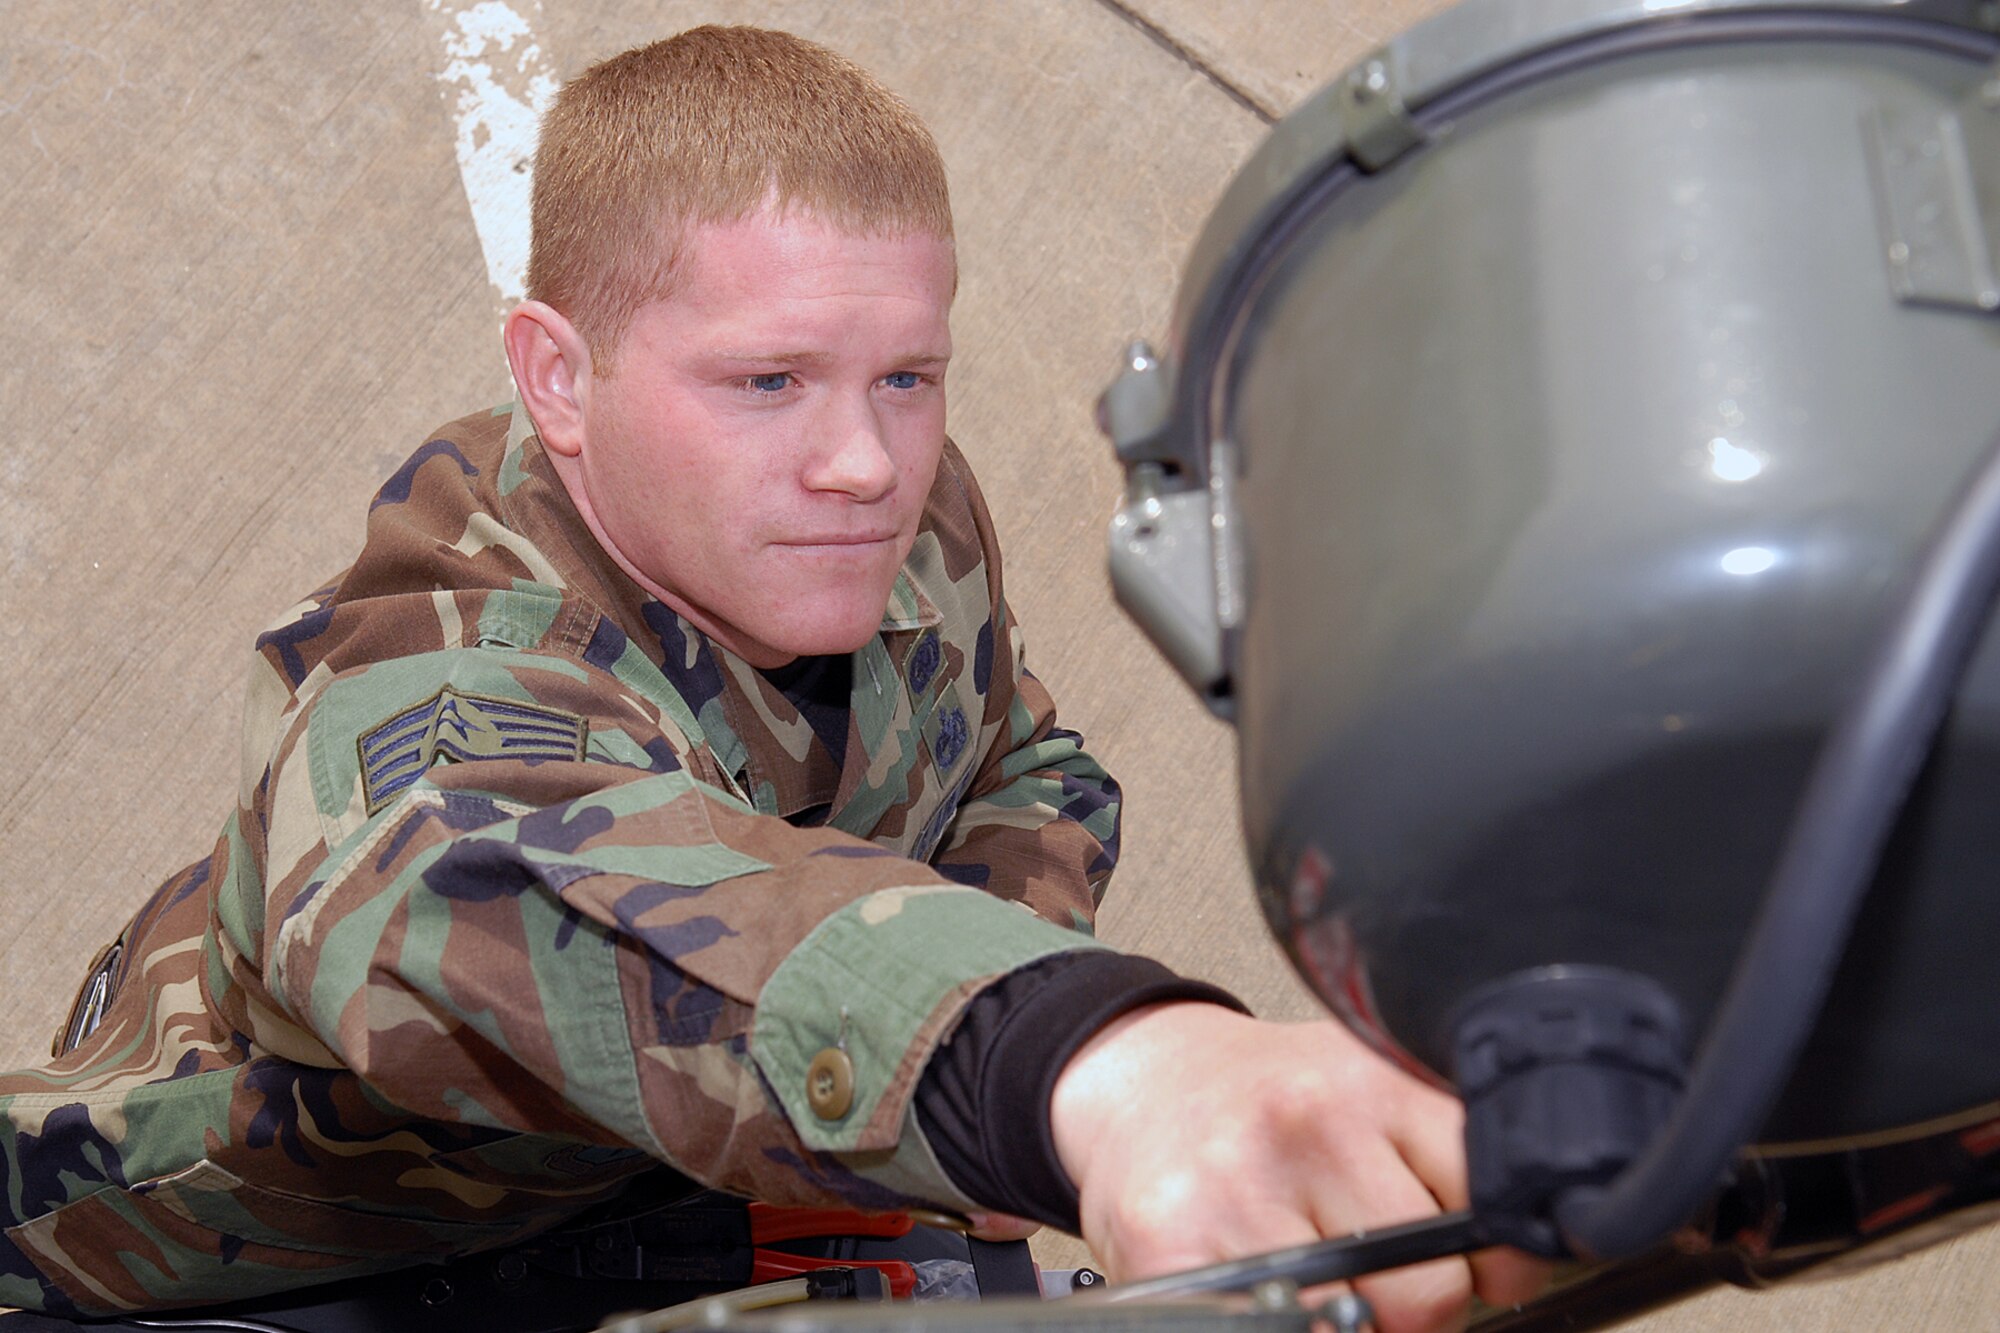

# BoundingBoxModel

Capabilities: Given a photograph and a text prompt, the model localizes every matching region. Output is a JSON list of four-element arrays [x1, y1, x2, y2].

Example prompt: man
[[0, 27, 1538, 1333]]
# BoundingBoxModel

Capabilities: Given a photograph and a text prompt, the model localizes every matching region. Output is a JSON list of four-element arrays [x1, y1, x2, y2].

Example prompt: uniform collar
[[498, 400, 945, 822]]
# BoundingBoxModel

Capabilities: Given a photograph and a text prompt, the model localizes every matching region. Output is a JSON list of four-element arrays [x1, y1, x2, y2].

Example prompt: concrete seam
[[1091, 0, 1278, 125]]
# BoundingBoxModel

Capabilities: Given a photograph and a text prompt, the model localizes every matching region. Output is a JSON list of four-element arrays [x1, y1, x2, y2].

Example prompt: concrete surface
[[2, 2, 1997, 1328]]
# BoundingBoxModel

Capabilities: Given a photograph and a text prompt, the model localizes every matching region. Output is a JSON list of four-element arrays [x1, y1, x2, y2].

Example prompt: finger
[[1093, 1165, 1322, 1283], [1301, 1138, 1473, 1333], [1355, 1257, 1472, 1333], [1375, 1084, 1555, 1310], [1385, 1083, 1471, 1212], [1467, 1245, 1555, 1311], [965, 1210, 1042, 1242], [1292, 1276, 1360, 1319]]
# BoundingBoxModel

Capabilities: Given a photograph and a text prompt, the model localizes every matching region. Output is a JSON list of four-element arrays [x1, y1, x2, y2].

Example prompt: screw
[[421, 1278, 454, 1307], [494, 1253, 529, 1286], [1251, 1278, 1299, 1312], [1354, 59, 1389, 103], [1322, 1291, 1378, 1333]]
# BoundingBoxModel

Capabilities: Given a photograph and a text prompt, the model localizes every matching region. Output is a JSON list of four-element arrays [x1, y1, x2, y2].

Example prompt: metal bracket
[[1097, 340, 1176, 467], [1103, 340, 1239, 711], [1338, 50, 1425, 172], [1864, 64, 2000, 313], [1108, 470, 1231, 709]]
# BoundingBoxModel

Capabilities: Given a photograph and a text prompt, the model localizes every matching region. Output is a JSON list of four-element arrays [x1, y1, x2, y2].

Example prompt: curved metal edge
[[1107, 485, 1234, 712], [1100, 0, 2000, 703], [1154, 0, 2000, 482]]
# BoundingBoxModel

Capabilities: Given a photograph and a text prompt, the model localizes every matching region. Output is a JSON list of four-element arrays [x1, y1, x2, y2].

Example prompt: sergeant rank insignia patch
[[359, 688, 588, 814]]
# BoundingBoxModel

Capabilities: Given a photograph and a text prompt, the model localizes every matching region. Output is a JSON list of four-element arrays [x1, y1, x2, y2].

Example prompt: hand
[[966, 1211, 1042, 1242], [1049, 1003, 1549, 1333]]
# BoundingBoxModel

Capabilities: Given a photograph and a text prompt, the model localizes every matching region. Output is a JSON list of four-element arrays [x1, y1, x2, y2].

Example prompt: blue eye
[[747, 373, 791, 393], [883, 371, 922, 390]]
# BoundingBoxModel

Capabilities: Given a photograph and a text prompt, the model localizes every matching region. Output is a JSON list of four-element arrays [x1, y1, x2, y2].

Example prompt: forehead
[[658, 210, 957, 331]]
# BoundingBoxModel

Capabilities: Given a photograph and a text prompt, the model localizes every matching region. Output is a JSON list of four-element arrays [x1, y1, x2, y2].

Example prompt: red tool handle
[[746, 1203, 916, 1243], [751, 1249, 917, 1299]]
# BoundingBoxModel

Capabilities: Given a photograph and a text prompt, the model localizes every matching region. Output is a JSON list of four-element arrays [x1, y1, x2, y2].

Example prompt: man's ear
[[504, 301, 592, 459]]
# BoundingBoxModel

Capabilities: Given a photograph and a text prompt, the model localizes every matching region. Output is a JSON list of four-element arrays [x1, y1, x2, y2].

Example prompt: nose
[[803, 394, 897, 502]]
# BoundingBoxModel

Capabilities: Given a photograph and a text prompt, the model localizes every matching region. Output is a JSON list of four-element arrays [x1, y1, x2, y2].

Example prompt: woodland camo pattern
[[0, 403, 1119, 1314]]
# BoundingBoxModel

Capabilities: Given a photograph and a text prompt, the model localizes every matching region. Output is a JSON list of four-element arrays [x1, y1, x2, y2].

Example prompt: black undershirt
[[757, 653, 852, 758], [757, 654, 852, 825], [758, 654, 1249, 1232], [912, 953, 1248, 1232]]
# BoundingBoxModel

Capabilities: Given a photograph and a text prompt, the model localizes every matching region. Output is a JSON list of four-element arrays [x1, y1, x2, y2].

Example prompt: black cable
[[1556, 424, 2000, 1259]]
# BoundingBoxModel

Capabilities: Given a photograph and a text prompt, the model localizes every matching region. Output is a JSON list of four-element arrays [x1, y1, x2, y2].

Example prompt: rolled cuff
[[750, 884, 1107, 1157]]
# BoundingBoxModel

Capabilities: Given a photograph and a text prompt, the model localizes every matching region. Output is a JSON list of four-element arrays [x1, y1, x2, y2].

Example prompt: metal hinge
[[1864, 63, 2000, 314]]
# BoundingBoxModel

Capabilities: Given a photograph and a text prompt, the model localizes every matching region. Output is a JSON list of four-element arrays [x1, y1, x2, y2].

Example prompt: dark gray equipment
[[1102, 0, 2000, 1277]]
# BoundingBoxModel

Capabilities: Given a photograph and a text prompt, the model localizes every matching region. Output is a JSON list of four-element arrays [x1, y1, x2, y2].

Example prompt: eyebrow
[[710, 348, 952, 366]]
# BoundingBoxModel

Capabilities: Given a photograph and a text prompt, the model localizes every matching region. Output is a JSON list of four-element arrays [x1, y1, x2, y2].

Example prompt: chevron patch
[[358, 688, 588, 814]]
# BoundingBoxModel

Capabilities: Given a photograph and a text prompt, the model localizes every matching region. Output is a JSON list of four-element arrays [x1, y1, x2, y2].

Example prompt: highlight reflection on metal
[[1707, 437, 1764, 482], [1719, 546, 1779, 577]]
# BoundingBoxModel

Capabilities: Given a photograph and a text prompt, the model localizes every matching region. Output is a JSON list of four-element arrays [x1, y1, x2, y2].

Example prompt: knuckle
[[1103, 1175, 1207, 1268], [1185, 1124, 1260, 1179]]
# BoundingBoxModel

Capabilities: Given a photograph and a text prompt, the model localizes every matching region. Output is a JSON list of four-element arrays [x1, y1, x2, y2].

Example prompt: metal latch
[[1864, 66, 2000, 314], [1339, 50, 1423, 172]]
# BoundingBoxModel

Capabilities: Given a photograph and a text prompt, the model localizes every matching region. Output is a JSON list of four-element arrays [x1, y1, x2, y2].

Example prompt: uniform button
[[806, 1048, 855, 1120]]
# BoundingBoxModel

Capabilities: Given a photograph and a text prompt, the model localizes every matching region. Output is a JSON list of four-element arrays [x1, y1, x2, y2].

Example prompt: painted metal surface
[[1110, 0, 2000, 1143]]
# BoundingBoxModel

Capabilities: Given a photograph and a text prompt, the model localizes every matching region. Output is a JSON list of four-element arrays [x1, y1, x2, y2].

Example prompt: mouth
[[776, 533, 900, 550]]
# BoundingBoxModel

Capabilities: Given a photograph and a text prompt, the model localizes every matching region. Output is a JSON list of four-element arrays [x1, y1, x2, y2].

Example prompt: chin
[[759, 613, 882, 661]]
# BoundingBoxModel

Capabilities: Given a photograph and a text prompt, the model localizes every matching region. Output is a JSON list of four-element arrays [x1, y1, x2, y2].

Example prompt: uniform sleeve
[[247, 634, 1110, 1216], [929, 616, 1121, 932], [926, 455, 1123, 934]]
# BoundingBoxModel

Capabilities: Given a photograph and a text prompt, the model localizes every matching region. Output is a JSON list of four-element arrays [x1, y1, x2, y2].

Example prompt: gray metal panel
[[1216, 33, 2000, 1141], [1105, 0, 2000, 706]]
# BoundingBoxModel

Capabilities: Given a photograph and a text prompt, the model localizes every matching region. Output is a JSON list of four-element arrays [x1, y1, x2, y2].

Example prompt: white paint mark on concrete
[[427, 0, 558, 305]]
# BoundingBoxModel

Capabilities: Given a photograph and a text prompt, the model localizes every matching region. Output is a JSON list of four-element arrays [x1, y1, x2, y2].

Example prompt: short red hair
[[527, 26, 955, 368]]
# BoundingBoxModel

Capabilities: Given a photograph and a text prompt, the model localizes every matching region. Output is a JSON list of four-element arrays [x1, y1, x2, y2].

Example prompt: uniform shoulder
[[366, 404, 514, 512]]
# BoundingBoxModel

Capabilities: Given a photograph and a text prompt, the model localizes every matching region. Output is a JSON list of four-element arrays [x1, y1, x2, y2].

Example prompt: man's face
[[563, 209, 956, 668]]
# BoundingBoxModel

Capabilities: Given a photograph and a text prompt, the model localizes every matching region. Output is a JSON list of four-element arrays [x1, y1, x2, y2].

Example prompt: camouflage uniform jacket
[[0, 403, 1120, 1316]]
